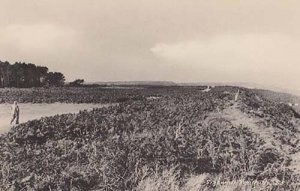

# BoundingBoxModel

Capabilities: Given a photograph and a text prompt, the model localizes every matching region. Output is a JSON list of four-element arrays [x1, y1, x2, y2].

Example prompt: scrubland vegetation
[[1, 86, 300, 190], [0, 87, 145, 104]]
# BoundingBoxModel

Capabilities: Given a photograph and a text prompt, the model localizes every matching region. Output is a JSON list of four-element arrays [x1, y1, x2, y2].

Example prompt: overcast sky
[[0, 0, 300, 92]]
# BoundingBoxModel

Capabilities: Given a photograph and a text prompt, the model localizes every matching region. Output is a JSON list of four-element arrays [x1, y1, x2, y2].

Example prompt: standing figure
[[234, 89, 240, 102], [10, 101, 20, 125]]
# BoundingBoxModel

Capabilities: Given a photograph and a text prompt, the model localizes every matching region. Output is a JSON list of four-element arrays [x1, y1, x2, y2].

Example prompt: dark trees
[[0, 60, 65, 88], [45, 72, 65, 87], [68, 79, 84, 87]]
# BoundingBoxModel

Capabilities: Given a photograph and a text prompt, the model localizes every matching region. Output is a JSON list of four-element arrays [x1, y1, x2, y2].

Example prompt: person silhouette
[[10, 101, 20, 125], [234, 89, 240, 102]]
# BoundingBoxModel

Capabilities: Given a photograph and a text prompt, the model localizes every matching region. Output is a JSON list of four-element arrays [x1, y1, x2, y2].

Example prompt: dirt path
[[212, 103, 300, 174], [208, 103, 278, 148], [287, 122, 300, 174]]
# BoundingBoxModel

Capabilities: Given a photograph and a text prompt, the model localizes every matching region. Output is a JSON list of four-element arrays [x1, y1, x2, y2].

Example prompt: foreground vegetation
[[1, 86, 300, 190]]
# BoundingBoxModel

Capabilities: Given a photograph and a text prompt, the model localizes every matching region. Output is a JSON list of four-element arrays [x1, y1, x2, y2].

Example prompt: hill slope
[[1, 86, 300, 190]]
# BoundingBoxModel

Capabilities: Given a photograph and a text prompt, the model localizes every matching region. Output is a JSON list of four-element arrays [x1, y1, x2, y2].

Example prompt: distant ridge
[[88, 81, 178, 86], [178, 82, 300, 96], [87, 80, 300, 96]]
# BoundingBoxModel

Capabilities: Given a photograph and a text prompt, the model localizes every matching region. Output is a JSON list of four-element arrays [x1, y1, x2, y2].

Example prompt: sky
[[0, 0, 300, 93]]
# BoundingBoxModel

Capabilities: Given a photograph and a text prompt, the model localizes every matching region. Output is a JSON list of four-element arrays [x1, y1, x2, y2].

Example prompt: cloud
[[151, 33, 300, 87], [0, 24, 77, 53], [0, 23, 82, 75]]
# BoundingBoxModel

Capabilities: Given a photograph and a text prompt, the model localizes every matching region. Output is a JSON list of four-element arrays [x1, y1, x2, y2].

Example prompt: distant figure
[[202, 85, 211, 92], [234, 89, 240, 102], [10, 101, 20, 125]]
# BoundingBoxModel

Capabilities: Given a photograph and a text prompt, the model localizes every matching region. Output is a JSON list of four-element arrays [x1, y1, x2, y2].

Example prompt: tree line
[[0, 60, 65, 88]]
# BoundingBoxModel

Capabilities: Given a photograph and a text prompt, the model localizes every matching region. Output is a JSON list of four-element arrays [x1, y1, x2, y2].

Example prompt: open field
[[0, 86, 186, 104], [1, 86, 300, 190]]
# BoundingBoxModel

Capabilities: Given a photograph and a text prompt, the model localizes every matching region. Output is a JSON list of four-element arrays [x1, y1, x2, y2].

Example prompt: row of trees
[[0, 61, 65, 88]]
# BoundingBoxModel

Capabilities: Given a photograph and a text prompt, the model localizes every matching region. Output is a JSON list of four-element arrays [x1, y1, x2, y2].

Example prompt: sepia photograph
[[1, 0, 300, 190]]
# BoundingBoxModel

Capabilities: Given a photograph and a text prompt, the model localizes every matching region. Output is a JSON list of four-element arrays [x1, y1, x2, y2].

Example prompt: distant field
[[0, 86, 207, 104]]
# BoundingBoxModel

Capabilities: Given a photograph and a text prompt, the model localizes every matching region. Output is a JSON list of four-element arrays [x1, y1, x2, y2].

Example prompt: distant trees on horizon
[[68, 79, 85, 87], [0, 60, 65, 88]]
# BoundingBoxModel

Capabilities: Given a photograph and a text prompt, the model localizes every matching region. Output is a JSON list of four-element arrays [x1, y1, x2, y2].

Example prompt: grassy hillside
[[1, 86, 300, 190], [254, 88, 300, 115], [254, 89, 300, 105]]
